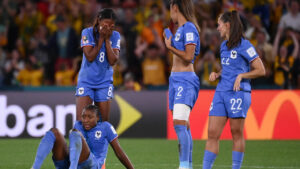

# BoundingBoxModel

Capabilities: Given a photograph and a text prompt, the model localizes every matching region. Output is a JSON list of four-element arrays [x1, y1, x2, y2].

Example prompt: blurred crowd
[[0, 0, 300, 90]]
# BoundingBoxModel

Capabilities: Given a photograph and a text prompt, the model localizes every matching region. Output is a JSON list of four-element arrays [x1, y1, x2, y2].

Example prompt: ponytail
[[220, 10, 244, 49], [170, 0, 201, 34]]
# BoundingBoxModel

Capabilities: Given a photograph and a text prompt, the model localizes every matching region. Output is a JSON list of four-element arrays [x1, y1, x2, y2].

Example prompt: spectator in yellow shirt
[[142, 44, 167, 86], [17, 60, 43, 86], [55, 62, 75, 86]]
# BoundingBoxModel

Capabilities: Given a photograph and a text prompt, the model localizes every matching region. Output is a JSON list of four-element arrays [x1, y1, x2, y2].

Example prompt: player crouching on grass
[[31, 104, 134, 169]]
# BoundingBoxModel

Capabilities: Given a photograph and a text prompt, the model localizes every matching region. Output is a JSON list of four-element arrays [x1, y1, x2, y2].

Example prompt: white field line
[[105, 163, 300, 169]]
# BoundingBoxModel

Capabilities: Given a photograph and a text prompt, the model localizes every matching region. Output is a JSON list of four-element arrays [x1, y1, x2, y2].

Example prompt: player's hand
[[163, 33, 172, 49], [233, 74, 243, 91], [209, 72, 219, 81]]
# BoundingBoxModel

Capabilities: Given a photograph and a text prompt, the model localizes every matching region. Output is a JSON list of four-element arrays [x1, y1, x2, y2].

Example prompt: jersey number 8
[[99, 52, 105, 63], [108, 86, 113, 97]]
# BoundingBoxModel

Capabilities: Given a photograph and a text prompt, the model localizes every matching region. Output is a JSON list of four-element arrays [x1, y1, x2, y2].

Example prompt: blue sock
[[174, 125, 190, 168], [202, 150, 217, 169], [232, 151, 244, 169], [32, 131, 56, 169], [187, 129, 193, 169], [69, 131, 82, 169]]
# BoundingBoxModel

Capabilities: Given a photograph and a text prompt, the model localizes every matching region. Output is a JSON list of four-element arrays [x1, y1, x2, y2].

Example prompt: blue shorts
[[169, 72, 200, 110], [75, 84, 114, 102], [53, 152, 99, 169], [209, 91, 251, 118]]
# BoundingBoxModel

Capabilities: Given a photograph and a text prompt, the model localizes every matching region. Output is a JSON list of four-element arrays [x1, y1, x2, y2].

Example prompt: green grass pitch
[[0, 139, 299, 169]]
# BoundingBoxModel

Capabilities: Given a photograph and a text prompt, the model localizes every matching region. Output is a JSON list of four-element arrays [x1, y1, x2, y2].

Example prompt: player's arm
[[83, 37, 105, 62], [164, 35, 195, 63], [110, 138, 134, 169], [209, 69, 222, 82], [105, 39, 119, 66], [103, 26, 119, 66], [233, 57, 265, 91]]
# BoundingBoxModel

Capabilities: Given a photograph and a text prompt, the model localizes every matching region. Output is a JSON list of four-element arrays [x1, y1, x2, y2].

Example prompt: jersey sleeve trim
[[185, 43, 197, 46], [249, 55, 259, 62], [109, 135, 118, 143], [81, 44, 94, 48], [112, 48, 120, 51]]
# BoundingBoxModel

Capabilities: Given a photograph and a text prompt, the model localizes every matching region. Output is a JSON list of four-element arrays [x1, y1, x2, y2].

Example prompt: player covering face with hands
[[202, 11, 265, 169], [76, 8, 121, 122], [31, 104, 134, 169]]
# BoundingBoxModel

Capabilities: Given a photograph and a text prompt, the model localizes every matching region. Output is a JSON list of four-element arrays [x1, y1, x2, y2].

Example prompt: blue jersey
[[78, 27, 121, 88], [216, 38, 258, 92], [74, 121, 118, 165], [171, 21, 200, 63]]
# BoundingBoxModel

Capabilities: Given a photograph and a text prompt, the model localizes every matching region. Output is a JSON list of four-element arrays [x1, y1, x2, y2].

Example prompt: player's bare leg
[[51, 128, 68, 161], [202, 116, 227, 169], [229, 118, 245, 169], [205, 116, 227, 154], [95, 100, 111, 121], [76, 96, 93, 121]]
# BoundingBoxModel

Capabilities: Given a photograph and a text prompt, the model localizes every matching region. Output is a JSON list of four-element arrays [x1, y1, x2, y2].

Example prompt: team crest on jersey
[[95, 130, 102, 139], [82, 36, 89, 44], [175, 33, 180, 41], [78, 87, 84, 95], [230, 50, 237, 59]]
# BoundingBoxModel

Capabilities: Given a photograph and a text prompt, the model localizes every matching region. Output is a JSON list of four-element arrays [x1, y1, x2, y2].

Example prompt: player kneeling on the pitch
[[31, 104, 134, 169]]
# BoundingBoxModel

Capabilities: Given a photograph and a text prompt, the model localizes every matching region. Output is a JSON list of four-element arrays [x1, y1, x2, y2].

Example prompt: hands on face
[[99, 23, 113, 40]]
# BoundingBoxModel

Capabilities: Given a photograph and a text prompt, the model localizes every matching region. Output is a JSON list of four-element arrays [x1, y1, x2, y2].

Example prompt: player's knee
[[207, 128, 221, 140], [49, 128, 65, 141], [70, 128, 79, 132], [230, 128, 243, 137], [50, 128, 61, 136], [69, 129, 82, 138]]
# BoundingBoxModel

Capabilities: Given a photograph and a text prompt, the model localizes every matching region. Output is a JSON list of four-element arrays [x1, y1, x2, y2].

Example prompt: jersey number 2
[[177, 86, 183, 97]]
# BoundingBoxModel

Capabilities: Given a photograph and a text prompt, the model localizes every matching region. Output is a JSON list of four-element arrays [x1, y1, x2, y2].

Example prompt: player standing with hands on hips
[[164, 0, 201, 168], [202, 11, 265, 169], [76, 9, 120, 121]]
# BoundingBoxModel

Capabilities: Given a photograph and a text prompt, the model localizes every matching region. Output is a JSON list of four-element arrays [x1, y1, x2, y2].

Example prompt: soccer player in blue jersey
[[164, 0, 201, 168], [31, 105, 134, 169], [201, 11, 265, 169], [76, 8, 120, 121]]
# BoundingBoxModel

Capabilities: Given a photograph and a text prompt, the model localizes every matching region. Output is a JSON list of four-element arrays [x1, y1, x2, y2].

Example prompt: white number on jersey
[[177, 86, 183, 97], [108, 86, 113, 97], [221, 58, 230, 65], [230, 98, 242, 110], [99, 52, 105, 62]]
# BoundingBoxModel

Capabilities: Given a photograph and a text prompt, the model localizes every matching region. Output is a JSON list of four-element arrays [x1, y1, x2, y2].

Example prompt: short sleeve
[[110, 31, 121, 50], [241, 40, 258, 62], [104, 122, 118, 143], [81, 28, 95, 47], [183, 23, 199, 46]]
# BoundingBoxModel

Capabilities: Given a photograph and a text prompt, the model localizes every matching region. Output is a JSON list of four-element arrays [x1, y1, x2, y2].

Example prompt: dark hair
[[83, 104, 99, 117], [170, 0, 201, 34], [220, 10, 244, 49], [92, 8, 117, 44]]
